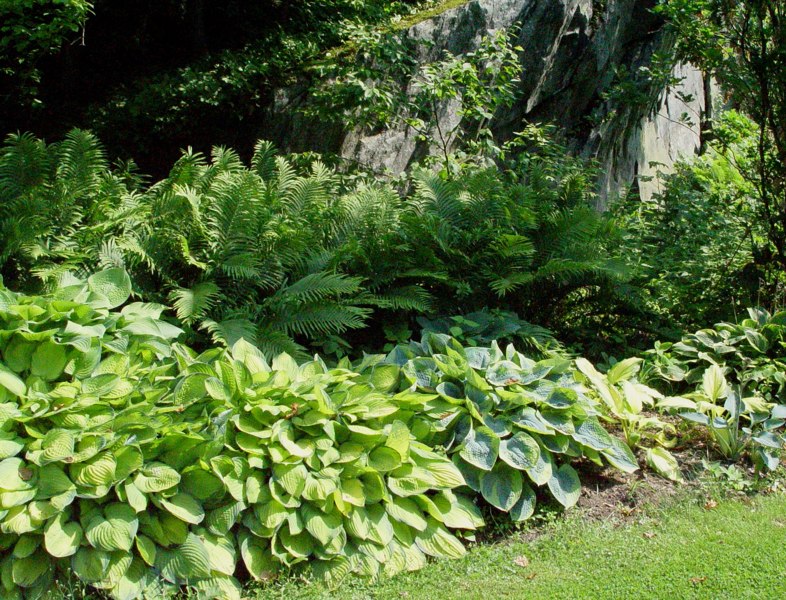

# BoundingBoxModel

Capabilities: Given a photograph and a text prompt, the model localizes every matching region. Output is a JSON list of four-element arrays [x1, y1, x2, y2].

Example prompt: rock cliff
[[263, 0, 708, 204]]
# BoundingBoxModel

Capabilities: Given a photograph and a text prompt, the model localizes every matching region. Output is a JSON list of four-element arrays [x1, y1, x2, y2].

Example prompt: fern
[[170, 282, 221, 324]]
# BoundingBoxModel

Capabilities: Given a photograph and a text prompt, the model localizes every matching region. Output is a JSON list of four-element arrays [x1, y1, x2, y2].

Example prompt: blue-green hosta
[[383, 334, 639, 519], [0, 270, 634, 599]]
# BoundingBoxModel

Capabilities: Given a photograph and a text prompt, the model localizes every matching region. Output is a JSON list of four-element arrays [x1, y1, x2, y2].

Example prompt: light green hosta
[[0, 271, 480, 599], [0, 270, 633, 599], [575, 357, 682, 481]]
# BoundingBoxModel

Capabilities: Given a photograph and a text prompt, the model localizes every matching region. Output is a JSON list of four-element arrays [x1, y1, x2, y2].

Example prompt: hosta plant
[[381, 334, 639, 519], [0, 270, 480, 598], [645, 308, 786, 402], [575, 357, 682, 481], [662, 365, 786, 472]]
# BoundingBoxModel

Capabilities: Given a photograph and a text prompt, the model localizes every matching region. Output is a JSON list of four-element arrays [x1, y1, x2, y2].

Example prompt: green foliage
[[644, 308, 786, 471], [386, 333, 639, 517], [614, 111, 767, 337], [0, 130, 629, 359], [0, 0, 92, 107], [416, 310, 558, 354], [308, 27, 522, 173], [574, 357, 682, 481], [0, 272, 634, 598], [658, 0, 786, 286]]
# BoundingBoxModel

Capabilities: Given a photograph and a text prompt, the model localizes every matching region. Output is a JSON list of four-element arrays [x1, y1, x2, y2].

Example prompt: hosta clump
[[382, 334, 638, 519], [206, 341, 483, 586], [643, 308, 786, 471], [645, 308, 786, 401], [0, 271, 482, 599], [0, 269, 201, 599]]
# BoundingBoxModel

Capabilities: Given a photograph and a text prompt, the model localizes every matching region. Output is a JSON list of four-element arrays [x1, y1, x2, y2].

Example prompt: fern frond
[[170, 282, 221, 324], [363, 286, 433, 312], [273, 303, 371, 337], [252, 140, 278, 181], [276, 272, 364, 304], [200, 317, 257, 347]]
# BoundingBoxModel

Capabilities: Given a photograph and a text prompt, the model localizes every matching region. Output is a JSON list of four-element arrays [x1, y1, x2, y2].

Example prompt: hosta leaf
[[303, 503, 343, 546], [0, 364, 26, 397], [134, 463, 181, 493], [192, 575, 242, 600], [368, 446, 402, 472], [572, 417, 613, 451], [124, 483, 147, 513], [312, 556, 352, 589], [30, 342, 68, 381], [430, 492, 484, 529], [278, 528, 314, 558], [452, 455, 482, 492], [160, 493, 205, 525], [42, 430, 75, 463], [109, 557, 151, 600], [547, 463, 581, 508], [0, 458, 34, 492], [72, 453, 116, 487], [11, 552, 50, 587], [385, 497, 428, 531], [459, 426, 499, 471], [544, 388, 577, 409], [44, 513, 82, 557], [480, 462, 522, 511], [645, 447, 682, 482], [72, 547, 111, 583], [200, 530, 237, 576], [702, 364, 728, 402], [87, 268, 132, 308], [136, 535, 156, 566], [239, 533, 278, 581], [499, 432, 540, 470], [414, 518, 465, 559], [84, 504, 138, 552], [525, 444, 554, 486], [207, 501, 245, 536], [509, 482, 536, 522], [37, 465, 75, 498], [606, 357, 642, 384], [600, 436, 639, 474], [155, 533, 212, 583]]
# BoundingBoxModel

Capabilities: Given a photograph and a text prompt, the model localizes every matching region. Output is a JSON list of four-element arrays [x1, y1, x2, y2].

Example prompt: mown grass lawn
[[255, 493, 786, 599]]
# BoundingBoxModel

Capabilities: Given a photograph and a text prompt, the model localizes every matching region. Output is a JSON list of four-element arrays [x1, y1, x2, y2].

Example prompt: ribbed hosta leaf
[[84, 504, 138, 552], [155, 533, 212, 583], [480, 462, 522, 511], [160, 493, 204, 524], [414, 518, 465, 559], [134, 463, 181, 493], [458, 426, 498, 471], [498, 432, 540, 470], [44, 513, 82, 557]]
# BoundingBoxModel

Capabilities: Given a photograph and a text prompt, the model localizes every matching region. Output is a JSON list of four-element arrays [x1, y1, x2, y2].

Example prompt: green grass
[[254, 493, 786, 599]]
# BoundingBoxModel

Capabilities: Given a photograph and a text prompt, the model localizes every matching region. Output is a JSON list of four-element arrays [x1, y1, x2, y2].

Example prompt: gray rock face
[[263, 0, 707, 204]]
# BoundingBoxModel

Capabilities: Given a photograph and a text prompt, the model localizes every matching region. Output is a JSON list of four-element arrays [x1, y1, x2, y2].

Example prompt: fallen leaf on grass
[[526, 573, 537, 580], [690, 577, 707, 585], [774, 519, 786, 528], [642, 532, 657, 539], [704, 500, 718, 510], [513, 555, 530, 568]]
